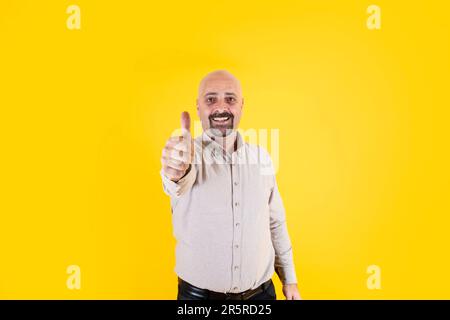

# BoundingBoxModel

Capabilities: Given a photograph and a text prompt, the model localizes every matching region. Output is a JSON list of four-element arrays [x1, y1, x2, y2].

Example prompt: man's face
[[197, 74, 243, 137]]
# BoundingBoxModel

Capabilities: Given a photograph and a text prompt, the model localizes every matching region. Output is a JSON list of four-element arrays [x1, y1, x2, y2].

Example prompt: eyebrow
[[204, 92, 237, 97]]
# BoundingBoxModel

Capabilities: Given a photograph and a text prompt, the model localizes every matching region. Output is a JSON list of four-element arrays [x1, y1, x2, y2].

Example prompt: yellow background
[[1, 0, 449, 299]]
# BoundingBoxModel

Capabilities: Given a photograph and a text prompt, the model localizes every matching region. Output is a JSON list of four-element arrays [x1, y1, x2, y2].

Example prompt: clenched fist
[[161, 111, 194, 182]]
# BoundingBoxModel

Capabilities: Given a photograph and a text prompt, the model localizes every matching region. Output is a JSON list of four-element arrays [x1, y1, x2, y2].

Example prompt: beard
[[208, 111, 234, 137]]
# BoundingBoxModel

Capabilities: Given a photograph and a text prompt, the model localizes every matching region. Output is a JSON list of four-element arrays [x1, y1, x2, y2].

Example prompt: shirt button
[[233, 287, 238, 291], [234, 244, 239, 249], [235, 222, 240, 227], [235, 202, 239, 206], [234, 181, 238, 186], [234, 266, 239, 270]]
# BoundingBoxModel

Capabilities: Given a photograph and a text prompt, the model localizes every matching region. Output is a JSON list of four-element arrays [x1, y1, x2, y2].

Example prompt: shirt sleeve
[[262, 149, 298, 285], [269, 179, 298, 285], [160, 164, 197, 198]]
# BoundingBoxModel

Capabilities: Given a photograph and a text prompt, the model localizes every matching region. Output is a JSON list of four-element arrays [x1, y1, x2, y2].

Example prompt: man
[[161, 70, 300, 300]]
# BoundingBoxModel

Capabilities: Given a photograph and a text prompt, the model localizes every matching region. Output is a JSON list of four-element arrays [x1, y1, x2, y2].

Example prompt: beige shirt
[[161, 131, 297, 293]]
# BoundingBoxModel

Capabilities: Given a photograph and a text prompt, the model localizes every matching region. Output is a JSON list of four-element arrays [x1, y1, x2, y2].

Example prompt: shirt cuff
[[276, 264, 298, 285], [161, 165, 196, 198]]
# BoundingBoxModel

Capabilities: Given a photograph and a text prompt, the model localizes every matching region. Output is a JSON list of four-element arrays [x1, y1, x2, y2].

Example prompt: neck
[[207, 130, 237, 154]]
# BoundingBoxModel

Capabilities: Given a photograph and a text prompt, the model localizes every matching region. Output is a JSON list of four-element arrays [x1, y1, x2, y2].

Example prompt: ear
[[241, 97, 244, 109], [196, 98, 200, 117]]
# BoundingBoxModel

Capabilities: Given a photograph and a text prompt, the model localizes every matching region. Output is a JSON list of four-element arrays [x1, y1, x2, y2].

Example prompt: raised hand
[[161, 111, 194, 182]]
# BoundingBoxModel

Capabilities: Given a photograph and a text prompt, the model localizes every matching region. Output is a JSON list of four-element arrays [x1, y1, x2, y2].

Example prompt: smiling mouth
[[211, 115, 231, 123], [210, 113, 233, 124]]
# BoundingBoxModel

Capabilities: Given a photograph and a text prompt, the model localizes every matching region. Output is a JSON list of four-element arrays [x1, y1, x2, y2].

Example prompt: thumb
[[180, 111, 191, 135]]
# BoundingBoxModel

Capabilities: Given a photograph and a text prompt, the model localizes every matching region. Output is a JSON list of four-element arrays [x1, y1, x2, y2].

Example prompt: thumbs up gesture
[[161, 111, 194, 182]]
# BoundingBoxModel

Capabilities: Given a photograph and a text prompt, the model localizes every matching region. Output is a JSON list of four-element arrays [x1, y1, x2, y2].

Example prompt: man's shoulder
[[241, 143, 276, 175], [243, 142, 272, 160]]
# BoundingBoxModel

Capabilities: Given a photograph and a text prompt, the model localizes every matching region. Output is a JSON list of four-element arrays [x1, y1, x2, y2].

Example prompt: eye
[[206, 97, 216, 104], [226, 97, 236, 104]]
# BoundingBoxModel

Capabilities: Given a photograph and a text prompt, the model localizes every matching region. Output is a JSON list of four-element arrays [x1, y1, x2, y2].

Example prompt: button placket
[[230, 152, 241, 292]]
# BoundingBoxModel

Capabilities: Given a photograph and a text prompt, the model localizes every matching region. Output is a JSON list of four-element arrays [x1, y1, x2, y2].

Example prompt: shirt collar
[[200, 130, 245, 163]]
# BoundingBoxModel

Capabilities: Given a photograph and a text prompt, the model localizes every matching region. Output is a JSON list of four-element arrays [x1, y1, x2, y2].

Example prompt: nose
[[213, 100, 230, 113]]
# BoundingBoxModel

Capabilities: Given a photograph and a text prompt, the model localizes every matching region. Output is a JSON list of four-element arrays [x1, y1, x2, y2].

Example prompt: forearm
[[271, 220, 297, 284]]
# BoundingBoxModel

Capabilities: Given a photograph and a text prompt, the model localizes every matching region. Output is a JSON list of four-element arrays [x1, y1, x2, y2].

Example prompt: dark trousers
[[177, 278, 277, 300]]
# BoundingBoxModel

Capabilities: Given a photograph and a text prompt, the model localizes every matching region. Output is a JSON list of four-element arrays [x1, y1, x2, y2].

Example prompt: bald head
[[196, 70, 244, 136], [198, 70, 242, 97]]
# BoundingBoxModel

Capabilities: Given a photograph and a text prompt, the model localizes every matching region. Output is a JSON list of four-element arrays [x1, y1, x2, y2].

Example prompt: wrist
[[174, 164, 192, 183]]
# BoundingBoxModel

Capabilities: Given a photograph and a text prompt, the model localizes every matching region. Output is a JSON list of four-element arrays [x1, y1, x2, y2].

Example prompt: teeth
[[213, 116, 230, 121]]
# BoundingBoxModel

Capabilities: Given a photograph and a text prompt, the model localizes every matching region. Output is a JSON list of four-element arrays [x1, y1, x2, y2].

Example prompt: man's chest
[[189, 163, 273, 216]]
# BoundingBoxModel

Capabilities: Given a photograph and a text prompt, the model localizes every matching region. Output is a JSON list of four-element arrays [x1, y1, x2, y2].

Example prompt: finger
[[162, 157, 189, 171], [163, 165, 184, 181], [162, 146, 190, 163], [165, 139, 189, 153], [181, 111, 191, 135], [171, 148, 191, 163], [167, 136, 185, 143]]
